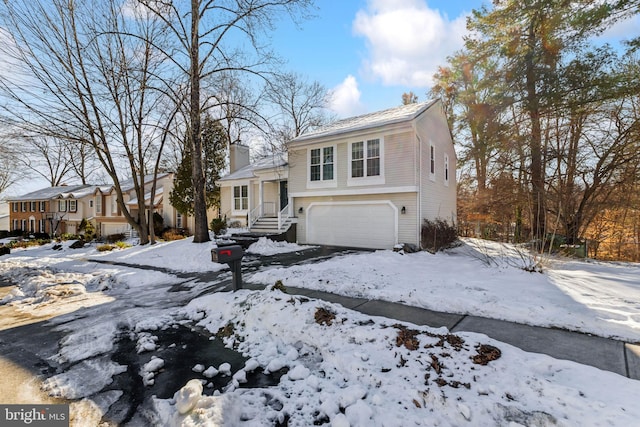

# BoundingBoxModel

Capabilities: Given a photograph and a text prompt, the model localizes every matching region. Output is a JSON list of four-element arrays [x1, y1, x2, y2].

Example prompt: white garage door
[[307, 202, 397, 249]]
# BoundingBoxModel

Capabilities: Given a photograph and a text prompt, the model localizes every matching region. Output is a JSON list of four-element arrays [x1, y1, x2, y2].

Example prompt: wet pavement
[[1, 243, 637, 426], [0, 245, 361, 424]]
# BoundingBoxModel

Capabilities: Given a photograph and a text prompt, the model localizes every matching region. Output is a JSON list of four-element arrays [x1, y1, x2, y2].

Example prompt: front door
[[279, 180, 288, 210]]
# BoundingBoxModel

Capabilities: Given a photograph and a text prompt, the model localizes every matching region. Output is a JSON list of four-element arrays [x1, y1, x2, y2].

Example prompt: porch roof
[[219, 153, 287, 182]]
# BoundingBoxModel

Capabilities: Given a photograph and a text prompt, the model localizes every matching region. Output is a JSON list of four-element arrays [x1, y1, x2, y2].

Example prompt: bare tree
[[139, 0, 314, 243], [263, 71, 332, 152], [16, 135, 73, 186], [0, 134, 22, 195], [0, 0, 176, 244]]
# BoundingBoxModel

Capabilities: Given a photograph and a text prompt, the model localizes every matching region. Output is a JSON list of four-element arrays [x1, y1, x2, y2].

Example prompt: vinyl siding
[[417, 103, 457, 225]]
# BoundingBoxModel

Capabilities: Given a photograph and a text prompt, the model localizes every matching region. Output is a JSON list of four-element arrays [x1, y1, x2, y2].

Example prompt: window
[[429, 143, 436, 180], [29, 201, 35, 212], [351, 142, 364, 178], [12, 219, 18, 231], [90, 200, 93, 208], [430, 145, 435, 174], [351, 139, 380, 178], [69, 200, 77, 212], [309, 146, 334, 182], [96, 196, 102, 215], [21, 202, 26, 212], [12, 203, 17, 212], [39, 219, 45, 233], [39, 201, 46, 212], [233, 185, 248, 211], [348, 138, 384, 186], [58, 200, 67, 212], [444, 154, 450, 185], [176, 212, 183, 228]]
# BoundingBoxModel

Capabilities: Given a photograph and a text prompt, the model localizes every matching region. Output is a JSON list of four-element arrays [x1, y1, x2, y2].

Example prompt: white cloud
[[353, 0, 468, 87], [328, 75, 365, 118]]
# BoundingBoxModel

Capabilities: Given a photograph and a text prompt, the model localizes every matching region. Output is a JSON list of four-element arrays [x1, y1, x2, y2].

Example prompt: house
[[0, 201, 10, 233], [218, 145, 290, 233], [219, 100, 457, 249], [7, 184, 93, 236], [6, 172, 210, 238]]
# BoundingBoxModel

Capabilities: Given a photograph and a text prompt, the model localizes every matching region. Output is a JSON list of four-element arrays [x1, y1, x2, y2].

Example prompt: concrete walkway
[[243, 284, 640, 381]]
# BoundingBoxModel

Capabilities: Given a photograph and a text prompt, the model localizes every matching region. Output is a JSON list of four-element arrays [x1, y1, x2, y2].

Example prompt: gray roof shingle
[[290, 100, 437, 143]]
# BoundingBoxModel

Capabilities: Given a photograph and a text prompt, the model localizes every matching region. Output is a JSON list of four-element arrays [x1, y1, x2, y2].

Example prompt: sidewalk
[[243, 282, 640, 381]]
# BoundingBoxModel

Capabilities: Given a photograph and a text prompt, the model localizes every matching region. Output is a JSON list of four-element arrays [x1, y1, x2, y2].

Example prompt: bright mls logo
[[0, 405, 69, 426]]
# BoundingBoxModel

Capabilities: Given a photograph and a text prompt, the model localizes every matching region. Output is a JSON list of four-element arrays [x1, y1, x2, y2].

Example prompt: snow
[[250, 238, 640, 341], [0, 236, 639, 425], [246, 236, 314, 255]]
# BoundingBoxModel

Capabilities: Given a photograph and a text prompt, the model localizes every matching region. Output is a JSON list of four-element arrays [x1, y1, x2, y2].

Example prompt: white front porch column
[[258, 180, 264, 217]]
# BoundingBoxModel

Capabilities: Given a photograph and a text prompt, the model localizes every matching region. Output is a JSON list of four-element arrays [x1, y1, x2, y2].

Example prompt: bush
[[161, 228, 187, 241], [79, 218, 96, 240], [153, 212, 164, 237], [106, 233, 126, 243], [421, 218, 458, 253], [97, 244, 115, 252], [210, 216, 227, 236], [115, 241, 131, 249], [60, 233, 81, 241]]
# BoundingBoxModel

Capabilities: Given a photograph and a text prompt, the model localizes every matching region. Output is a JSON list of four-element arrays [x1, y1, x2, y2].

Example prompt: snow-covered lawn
[[250, 238, 640, 342], [0, 236, 638, 426]]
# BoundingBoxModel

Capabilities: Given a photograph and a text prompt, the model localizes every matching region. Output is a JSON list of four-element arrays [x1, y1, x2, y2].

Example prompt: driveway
[[0, 245, 363, 424]]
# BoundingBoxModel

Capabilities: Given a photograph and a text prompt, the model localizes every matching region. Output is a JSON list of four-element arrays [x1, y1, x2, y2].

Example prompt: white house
[[218, 145, 290, 232], [219, 100, 457, 249]]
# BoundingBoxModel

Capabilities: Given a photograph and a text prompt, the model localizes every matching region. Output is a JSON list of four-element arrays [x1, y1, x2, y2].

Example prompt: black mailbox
[[211, 245, 244, 263], [211, 245, 244, 291]]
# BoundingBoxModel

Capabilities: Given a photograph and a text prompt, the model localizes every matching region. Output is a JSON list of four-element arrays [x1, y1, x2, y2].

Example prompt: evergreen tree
[[170, 115, 228, 216]]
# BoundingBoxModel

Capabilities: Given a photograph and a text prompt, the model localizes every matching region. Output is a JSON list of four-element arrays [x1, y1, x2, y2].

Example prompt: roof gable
[[290, 100, 437, 143]]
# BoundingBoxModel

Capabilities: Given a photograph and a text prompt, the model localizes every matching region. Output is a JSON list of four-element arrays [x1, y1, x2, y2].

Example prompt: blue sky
[[269, 0, 486, 117], [268, 0, 639, 118]]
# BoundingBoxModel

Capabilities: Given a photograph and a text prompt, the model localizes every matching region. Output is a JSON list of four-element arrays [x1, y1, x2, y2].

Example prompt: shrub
[[60, 233, 81, 241], [228, 220, 243, 229], [421, 218, 458, 253], [210, 216, 227, 236], [79, 218, 96, 240], [106, 233, 126, 243], [161, 228, 187, 241], [97, 244, 115, 252], [153, 212, 164, 236], [115, 241, 131, 249]]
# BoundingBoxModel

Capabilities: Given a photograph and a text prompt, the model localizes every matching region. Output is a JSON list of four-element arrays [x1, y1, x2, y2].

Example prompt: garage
[[306, 202, 397, 249]]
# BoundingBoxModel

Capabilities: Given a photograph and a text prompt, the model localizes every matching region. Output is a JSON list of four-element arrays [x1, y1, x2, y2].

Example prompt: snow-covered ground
[[0, 236, 638, 426]]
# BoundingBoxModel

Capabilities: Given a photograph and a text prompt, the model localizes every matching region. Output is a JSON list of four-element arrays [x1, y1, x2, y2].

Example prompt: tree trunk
[[190, 0, 210, 243]]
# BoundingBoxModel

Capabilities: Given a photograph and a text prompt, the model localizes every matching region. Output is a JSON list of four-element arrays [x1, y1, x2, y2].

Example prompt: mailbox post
[[211, 245, 244, 291]]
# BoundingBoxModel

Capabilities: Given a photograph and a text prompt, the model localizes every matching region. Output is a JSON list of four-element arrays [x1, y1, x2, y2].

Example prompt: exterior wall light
[[401, 206, 406, 214]]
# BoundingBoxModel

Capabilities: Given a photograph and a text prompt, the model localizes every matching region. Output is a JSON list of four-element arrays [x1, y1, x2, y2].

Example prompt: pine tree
[[170, 115, 228, 216]]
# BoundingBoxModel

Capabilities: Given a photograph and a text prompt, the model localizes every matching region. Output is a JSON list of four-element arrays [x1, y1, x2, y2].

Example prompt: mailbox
[[211, 245, 244, 291], [211, 245, 244, 263]]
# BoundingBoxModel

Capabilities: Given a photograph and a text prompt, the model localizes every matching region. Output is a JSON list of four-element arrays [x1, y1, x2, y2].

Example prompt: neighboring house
[[288, 100, 456, 249], [218, 100, 457, 249], [219, 144, 290, 233], [0, 201, 10, 232], [6, 172, 212, 238]]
